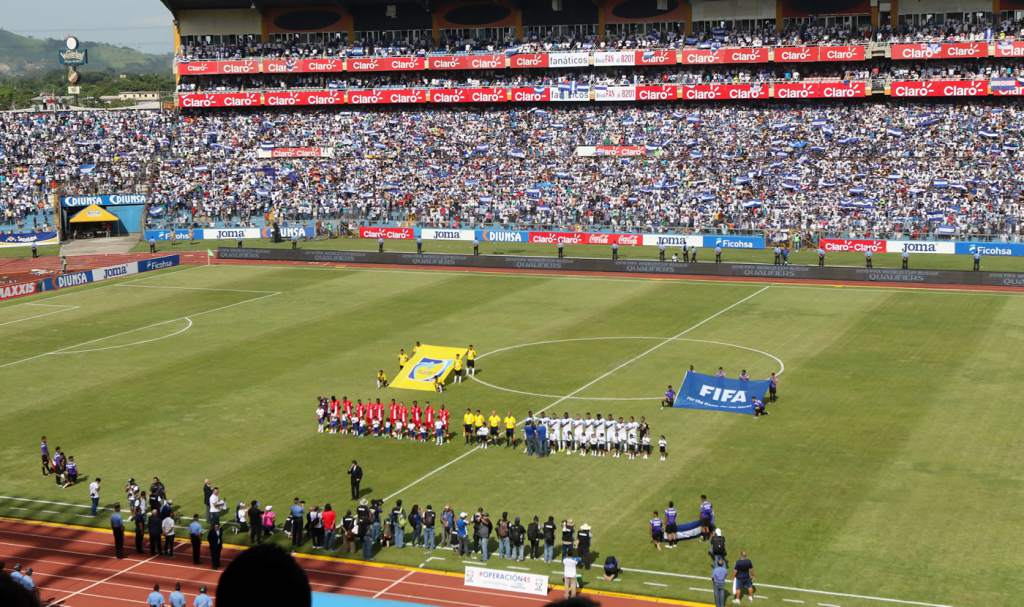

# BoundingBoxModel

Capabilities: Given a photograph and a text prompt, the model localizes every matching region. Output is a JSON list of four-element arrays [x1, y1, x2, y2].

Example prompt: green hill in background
[[0, 29, 171, 76]]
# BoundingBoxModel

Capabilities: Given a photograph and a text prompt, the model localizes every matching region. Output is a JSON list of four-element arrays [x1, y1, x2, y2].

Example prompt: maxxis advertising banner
[[0, 281, 38, 301]]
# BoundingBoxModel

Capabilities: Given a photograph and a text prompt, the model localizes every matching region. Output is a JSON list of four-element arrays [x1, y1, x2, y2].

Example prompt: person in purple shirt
[[715, 367, 726, 378], [40, 436, 50, 476], [664, 501, 678, 547], [661, 385, 675, 407], [649, 511, 664, 551], [699, 495, 714, 540], [66, 457, 78, 485], [768, 372, 778, 402]]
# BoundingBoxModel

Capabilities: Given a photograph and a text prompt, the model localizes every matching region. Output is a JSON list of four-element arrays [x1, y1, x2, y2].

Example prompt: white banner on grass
[[464, 566, 549, 597]]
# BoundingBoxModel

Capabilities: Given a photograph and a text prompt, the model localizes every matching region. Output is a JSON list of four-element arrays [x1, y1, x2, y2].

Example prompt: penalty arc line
[[0, 305, 79, 327], [383, 285, 769, 502], [0, 290, 280, 369]]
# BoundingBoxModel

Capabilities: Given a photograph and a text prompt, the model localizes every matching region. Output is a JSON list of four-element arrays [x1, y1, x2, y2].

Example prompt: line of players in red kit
[[316, 396, 452, 445]]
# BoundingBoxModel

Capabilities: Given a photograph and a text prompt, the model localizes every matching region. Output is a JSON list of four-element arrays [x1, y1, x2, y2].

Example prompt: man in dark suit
[[147, 509, 162, 556], [208, 522, 223, 570], [348, 460, 363, 500], [203, 480, 213, 511]]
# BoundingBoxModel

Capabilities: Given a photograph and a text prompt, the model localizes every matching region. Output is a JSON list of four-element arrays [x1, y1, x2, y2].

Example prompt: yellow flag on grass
[[390, 344, 469, 392]]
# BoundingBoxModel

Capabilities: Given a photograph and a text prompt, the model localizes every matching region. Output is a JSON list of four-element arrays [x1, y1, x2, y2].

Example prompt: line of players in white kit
[[523, 411, 666, 460]]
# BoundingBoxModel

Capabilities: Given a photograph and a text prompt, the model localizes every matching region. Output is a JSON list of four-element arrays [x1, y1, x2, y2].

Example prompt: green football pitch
[[0, 262, 1019, 607]]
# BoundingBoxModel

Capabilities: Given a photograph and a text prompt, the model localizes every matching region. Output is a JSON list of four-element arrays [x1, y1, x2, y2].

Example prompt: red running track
[[0, 518, 705, 607]]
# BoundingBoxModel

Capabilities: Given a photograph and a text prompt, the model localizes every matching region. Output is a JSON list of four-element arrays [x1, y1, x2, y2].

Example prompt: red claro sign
[[178, 92, 262, 108], [347, 89, 426, 104], [679, 47, 769, 65], [889, 80, 988, 97], [679, 84, 768, 100], [427, 54, 505, 70], [176, 60, 258, 75], [263, 58, 344, 73], [359, 226, 415, 240], [263, 91, 345, 106], [891, 42, 986, 60], [773, 81, 867, 99], [774, 45, 865, 62], [345, 56, 426, 72]]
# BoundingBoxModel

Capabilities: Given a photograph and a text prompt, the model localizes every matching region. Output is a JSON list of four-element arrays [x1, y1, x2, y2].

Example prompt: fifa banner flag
[[390, 344, 469, 392], [673, 371, 771, 416]]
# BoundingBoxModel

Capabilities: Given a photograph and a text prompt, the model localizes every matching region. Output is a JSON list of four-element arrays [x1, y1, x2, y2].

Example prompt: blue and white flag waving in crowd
[[674, 371, 771, 415]]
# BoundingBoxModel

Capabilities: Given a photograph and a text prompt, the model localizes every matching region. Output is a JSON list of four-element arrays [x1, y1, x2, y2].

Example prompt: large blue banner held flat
[[674, 371, 771, 416]]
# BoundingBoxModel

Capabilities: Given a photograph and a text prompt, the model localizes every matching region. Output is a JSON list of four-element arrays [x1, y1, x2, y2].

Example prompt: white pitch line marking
[[471, 335, 785, 401], [819, 604, 842, 607], [688, 587, 714, 593], [0, 305, 78, 327], [52, 317, 193, 355], [783, 600, 806, 604], [114, 283, 277, 294], [0, 290, 279, 369], [507, 566, 530, 571], [621, 567, 952, 607], [372, 570, 416, 599], [644, 582, 668, 588], [57, 553, 159, 603], [384, 286, 769, 501]]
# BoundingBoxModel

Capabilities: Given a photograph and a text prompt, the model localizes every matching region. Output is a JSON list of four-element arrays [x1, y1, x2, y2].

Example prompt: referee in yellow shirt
[[473, 410, 485, 445], [463, 409, 474, 445], [488, 411, 501, 446], [503, 412, 517, 448], [466, 345, 477, 376], [453, 354, 464, 384]]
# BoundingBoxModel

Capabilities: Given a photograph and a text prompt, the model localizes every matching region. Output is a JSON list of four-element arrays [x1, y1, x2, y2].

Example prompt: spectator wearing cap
[[262, 505, 276, 537], [577, 523, 592, 569], [456, 512, 469, 556]]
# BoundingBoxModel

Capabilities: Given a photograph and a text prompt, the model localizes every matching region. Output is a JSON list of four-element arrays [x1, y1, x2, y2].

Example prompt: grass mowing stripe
[[384, 285, 769, 501], [0, 305, 78, 327], [0, 289, 280, 369], [620, 568, 951, 607]]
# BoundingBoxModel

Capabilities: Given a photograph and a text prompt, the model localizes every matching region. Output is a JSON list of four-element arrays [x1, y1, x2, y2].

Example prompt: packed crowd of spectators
[[175, 60, 1024, 93], [176, 16, 1024, 60], [0, 111, 173, 228], [4, 100, 1024, 240]]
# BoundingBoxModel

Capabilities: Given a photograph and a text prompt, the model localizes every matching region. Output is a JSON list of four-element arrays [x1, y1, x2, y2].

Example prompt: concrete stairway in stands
[[60, 236, 138, 256]]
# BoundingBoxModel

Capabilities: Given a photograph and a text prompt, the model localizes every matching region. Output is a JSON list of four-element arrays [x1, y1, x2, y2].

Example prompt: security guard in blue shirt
[[973, 250, 981, 271], [189, 514, 203, 564], [110, 503, 125, 559], [902, 250, 909, 269]]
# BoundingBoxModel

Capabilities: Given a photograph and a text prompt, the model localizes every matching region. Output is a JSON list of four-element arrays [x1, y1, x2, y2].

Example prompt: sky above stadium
[[4, 0, 172, 54]]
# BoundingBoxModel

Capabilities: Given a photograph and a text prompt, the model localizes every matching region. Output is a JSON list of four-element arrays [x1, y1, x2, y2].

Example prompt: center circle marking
[[471, 336, 785, 401]]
